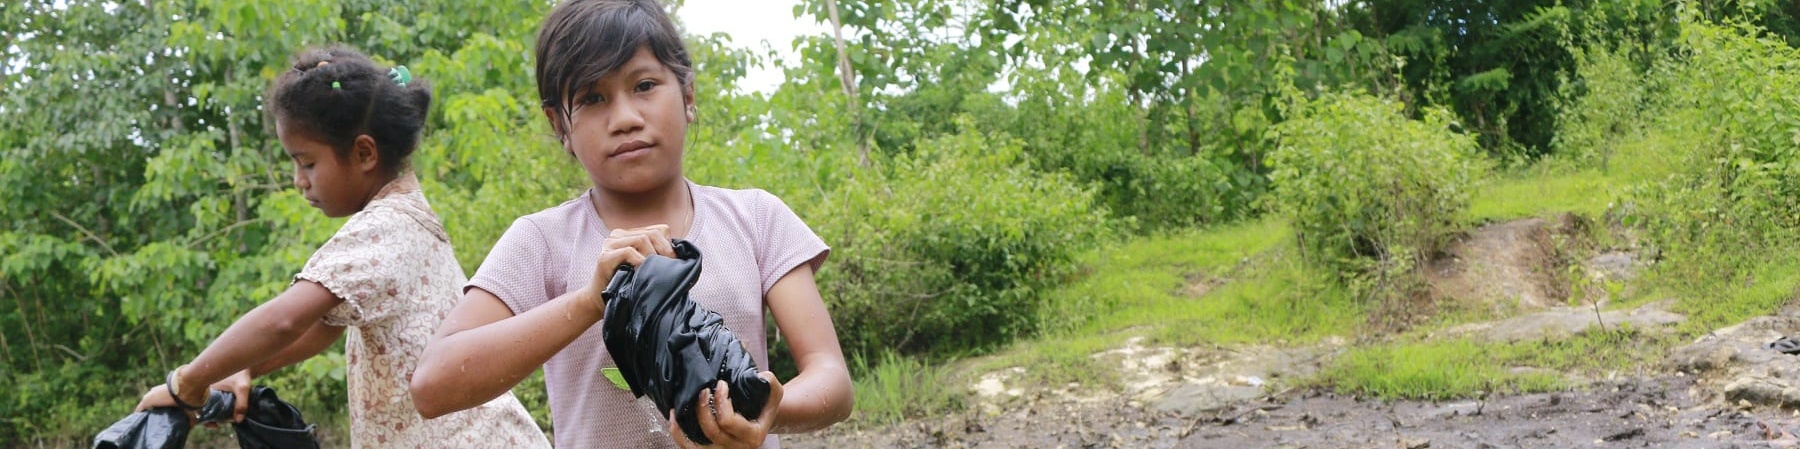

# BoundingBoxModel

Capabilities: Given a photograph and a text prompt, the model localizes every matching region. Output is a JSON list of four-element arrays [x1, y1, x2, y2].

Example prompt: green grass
[[972, 219, 1363, 388], [1468, 135, 1682, 224], [1652, 252, 1800, 336], [1316, 326, 1676, 400], [1037, 219, 1292, 327], [884, 145, 1787, 413], [1043, 219, 1361, 344], [848, 351, 962, 426], [1314, 338, 1564, 400], [1467, 167, 1621, 222]]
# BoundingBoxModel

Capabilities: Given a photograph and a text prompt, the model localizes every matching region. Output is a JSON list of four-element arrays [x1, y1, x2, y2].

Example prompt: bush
[[1268, 92, 1485, 297], [1046, 149, 1254, 232], [1552, 46, 1658, 170], [1620, 21, 1800, 278], [813, 117, 1110, 358], [1001, 71, 1261, 230]]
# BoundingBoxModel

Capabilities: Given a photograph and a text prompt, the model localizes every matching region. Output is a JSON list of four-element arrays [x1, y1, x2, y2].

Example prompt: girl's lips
[[610, 140, 653, 159]]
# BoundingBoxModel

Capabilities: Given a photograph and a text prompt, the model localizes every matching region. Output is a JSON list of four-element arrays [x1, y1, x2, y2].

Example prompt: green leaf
[[602, 367, 631, 391]]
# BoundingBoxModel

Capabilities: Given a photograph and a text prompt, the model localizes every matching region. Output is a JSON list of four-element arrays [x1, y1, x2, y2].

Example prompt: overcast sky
[[675, 0, 828, 94]]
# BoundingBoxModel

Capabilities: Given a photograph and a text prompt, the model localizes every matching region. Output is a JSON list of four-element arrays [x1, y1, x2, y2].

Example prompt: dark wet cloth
[[92, 387, 319, 449], [601, 239, 771, 445]]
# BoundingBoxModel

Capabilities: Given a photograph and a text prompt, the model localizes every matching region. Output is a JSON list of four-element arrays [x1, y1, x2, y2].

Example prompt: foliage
[[1342, 1, 1580, 155], [1268, 92, 1485, 303], [1559, 21, 1800, 336], [847, 351, 962, 426], [0, 0, 563, 442], [795, 0, 1388, 231], [813, 118, 1109, 359], [1552, 45, 1658, 170], [1620, 21, 1800, 281], [999, 69, 1258, 230], [988, 0, 1390, 162]]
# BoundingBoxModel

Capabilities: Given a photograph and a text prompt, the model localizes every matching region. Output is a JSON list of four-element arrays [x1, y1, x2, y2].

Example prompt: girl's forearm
[[412, 287, 604, 418], [250, 320, 346, 377], [771, 360, 855, 433], [177, 281, 339, 392]]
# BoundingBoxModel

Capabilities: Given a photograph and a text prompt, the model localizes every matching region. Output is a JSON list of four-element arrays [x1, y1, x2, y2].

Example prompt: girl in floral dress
[[133, 45, 550, 448]]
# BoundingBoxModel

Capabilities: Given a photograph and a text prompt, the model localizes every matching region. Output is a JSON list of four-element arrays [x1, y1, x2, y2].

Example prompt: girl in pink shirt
[[409, 1, 854, 448]]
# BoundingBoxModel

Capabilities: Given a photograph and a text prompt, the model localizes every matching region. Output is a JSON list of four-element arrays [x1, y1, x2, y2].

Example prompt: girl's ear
[[542, 106, 564, 135], [543, 106, 572, 151], [683, 85, 696, 124], [352, 134, 380, 172]]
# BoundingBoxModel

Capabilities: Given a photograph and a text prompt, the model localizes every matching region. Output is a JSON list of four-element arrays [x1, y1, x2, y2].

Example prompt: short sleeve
[[467, 217, 555, 315], [295, 215, 401, 326], [755, 191, 829, 294]]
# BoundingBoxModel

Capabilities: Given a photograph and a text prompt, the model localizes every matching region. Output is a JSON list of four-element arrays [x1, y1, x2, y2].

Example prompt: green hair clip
[[388, 66, 412, 87], [331, 81, 341, 90]]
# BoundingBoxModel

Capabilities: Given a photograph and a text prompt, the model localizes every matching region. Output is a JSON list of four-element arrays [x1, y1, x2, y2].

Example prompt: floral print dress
[[295, 175, 549, 448]]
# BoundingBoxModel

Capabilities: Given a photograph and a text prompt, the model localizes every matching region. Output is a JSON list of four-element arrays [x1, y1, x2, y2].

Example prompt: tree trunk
[[822, 0, 869, 166]]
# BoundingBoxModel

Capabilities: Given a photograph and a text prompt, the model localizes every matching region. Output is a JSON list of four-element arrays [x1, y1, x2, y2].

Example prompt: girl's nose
[[608, 99, 646, 135]]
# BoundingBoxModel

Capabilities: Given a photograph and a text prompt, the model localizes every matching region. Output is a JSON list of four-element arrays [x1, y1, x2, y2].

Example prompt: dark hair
[[535, 0, 693, 138], [269, 45, 432, 177]]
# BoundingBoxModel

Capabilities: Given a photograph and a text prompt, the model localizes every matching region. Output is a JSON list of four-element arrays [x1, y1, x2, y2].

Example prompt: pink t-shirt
[[468, 180, 827, 448]]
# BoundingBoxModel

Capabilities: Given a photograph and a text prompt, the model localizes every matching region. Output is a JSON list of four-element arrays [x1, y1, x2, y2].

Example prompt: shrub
[[1621, 21, 1800, 278], [1268, 92, 1485, 299], [813, 117, 1110, 358], [1552, 46, 1659, 170], [1002, 71, 1261, 231]]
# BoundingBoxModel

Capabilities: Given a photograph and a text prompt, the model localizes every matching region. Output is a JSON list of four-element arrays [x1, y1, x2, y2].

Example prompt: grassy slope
[[854, 142, 1800, 421]]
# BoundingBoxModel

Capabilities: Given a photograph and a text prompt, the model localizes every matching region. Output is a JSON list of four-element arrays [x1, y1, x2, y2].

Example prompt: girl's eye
[[635, 80, 657, 92], [302, 163, 315, 170], [580, 92, 605, 105]]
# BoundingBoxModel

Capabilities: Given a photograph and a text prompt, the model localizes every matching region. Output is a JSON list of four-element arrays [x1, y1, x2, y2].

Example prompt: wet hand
[[615, 224, 675, 259], [207, 369, 252, 424], [669, 372, 785, 449], [134, 385, 198, 424], [587, 225, 676, 311]]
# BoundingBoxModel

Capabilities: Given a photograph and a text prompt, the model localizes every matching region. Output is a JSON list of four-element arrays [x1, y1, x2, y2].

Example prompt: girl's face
[[556, 45, 695, 194], [276, 120, 382, 218]]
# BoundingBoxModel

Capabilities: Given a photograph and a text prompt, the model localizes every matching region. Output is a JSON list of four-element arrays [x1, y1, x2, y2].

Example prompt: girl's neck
[[354, 172, 406, 211], [591, 178, 693, 236]]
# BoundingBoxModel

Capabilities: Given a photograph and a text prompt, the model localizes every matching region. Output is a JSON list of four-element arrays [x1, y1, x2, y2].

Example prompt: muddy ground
[[786, 217, 1800, 449], [785, 374, 1800, 449]]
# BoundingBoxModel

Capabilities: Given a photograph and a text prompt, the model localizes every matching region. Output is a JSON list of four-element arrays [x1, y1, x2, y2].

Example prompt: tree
[[1341, 0, 1585, 156], [0, 0, 560, 441]]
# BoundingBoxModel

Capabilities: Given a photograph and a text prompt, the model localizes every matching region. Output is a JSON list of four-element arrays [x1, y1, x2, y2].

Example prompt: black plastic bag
[[601, 239, 770, 445], [228, 387, 320, 449], [92, 407, 191, 449], [92, 387, 318, 449]]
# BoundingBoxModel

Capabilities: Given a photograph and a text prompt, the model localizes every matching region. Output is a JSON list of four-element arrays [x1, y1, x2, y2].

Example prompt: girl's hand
[[208, 369, 253, 423], [670, 372, 785, 449], [588, 225, 676, 310], [134, 384, 180, 412], [134, 384, 198, 424]]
